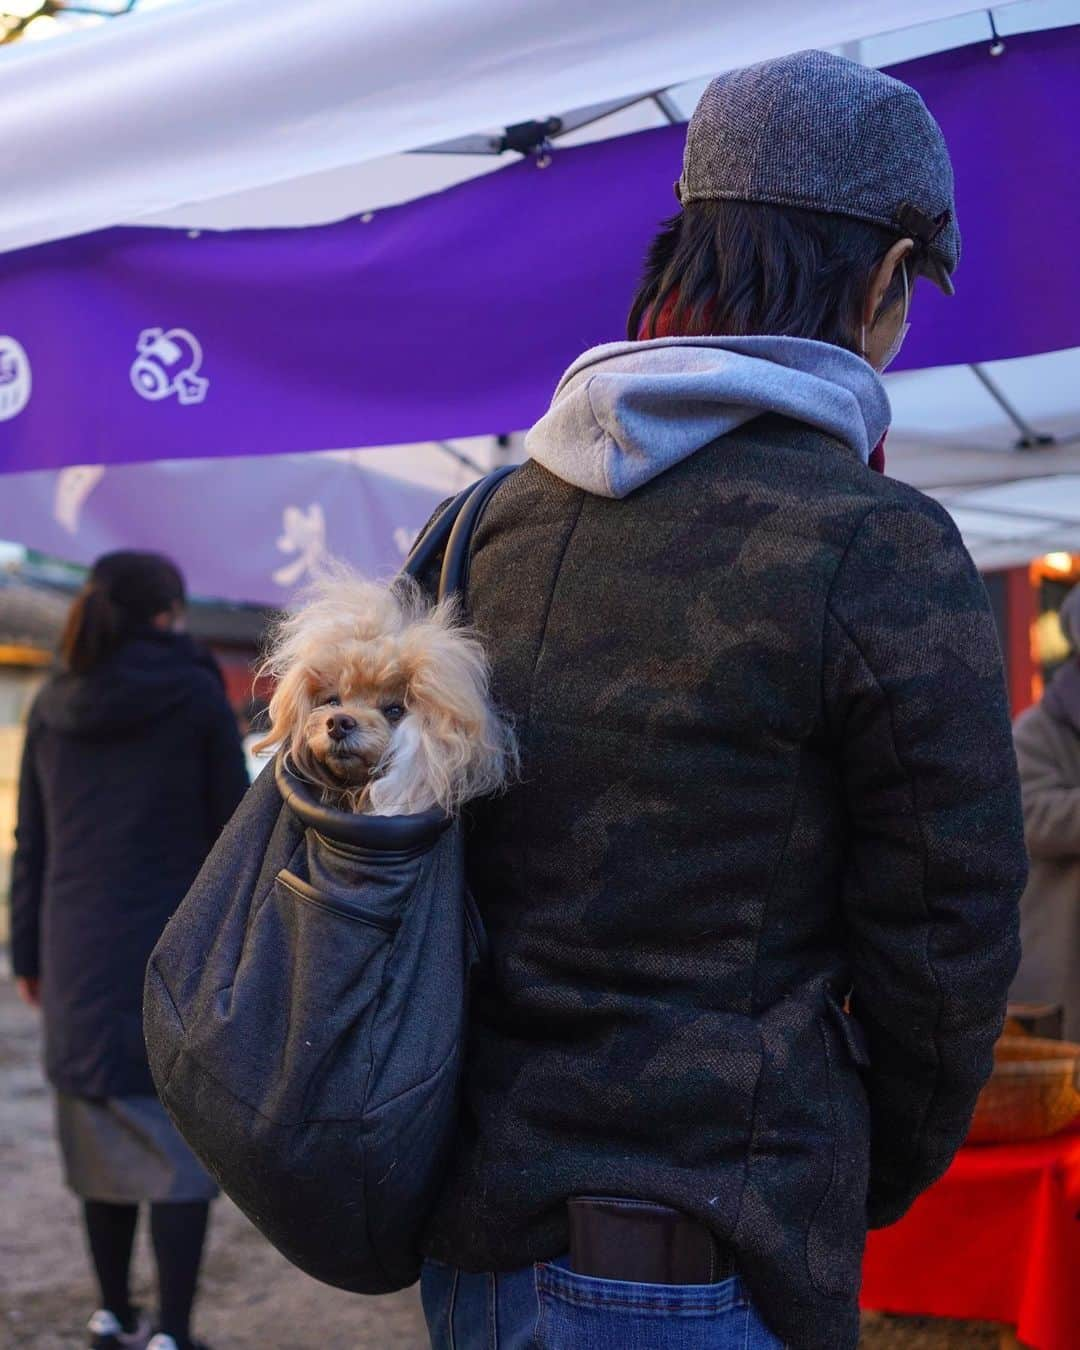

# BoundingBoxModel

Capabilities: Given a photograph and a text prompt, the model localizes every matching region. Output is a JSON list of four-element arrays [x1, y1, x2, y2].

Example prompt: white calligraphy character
[[273, 504, 327, 586]]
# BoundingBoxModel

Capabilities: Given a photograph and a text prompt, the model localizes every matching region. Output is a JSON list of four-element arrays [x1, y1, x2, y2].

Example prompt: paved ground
[[0, 974, 1005, 1348]]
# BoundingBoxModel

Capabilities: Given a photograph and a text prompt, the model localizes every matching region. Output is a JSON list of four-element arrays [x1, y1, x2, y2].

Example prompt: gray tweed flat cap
[[677, 49, 959, 294]]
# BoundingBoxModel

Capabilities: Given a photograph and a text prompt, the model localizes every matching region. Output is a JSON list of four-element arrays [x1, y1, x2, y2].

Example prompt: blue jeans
[[421, 1257, 787, 1349]]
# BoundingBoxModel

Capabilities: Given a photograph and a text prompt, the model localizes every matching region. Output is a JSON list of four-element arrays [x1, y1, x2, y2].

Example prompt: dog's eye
[[381, 703, 406, 724], [324, 695, 341, 707]]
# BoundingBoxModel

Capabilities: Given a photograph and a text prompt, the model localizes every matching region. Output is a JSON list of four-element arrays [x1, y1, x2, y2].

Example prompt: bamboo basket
[[968, 1036, 1080, 1144]]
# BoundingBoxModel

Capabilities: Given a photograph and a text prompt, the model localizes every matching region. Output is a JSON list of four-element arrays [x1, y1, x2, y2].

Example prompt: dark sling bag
[[143, 467, 512, 1293]]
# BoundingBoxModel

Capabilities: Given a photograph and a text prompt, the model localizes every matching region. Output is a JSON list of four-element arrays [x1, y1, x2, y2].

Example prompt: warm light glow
[[1034, 610, 1070, 666], [1043, 552, 1075, 575], [3, 1, 45, 17], [0, 643, 52, 668]]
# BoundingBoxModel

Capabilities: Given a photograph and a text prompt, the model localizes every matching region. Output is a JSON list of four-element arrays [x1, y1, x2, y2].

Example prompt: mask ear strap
[[862, 256, 911, 360]]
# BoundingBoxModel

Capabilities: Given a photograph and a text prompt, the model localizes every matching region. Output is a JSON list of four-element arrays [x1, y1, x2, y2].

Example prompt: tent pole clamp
[[498, 118, 562, 160], [987, 9, 1006, 56]]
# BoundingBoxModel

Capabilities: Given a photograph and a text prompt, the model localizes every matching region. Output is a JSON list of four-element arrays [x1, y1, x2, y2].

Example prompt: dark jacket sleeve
[[10, 716, 46, 979], [823, 496, 1027, 1228], [201, 685, 250, 843]]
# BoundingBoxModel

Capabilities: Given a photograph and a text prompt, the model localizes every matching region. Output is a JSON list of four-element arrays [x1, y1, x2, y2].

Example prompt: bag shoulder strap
[[402, 465, 515, 602]]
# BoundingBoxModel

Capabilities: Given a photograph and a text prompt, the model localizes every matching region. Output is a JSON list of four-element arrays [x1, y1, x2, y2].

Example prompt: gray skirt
[[55, 1093, 219, 1204]]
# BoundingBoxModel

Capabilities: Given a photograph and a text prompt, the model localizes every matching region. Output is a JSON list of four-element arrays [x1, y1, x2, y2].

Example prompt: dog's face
[[256, 573, 515, 816], [298, 650, 411, 795], [305, 694, 403, 790]]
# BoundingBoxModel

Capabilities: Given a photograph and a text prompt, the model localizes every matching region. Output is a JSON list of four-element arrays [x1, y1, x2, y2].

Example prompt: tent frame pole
[[969, 363, 1055, 450], [652, 92, 682, 125], [436, 441, 487, 475]]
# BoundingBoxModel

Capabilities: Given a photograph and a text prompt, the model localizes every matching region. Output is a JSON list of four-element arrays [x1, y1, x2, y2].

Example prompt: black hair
[[61, 550, 186, 674], [627, 199, 911, 348]]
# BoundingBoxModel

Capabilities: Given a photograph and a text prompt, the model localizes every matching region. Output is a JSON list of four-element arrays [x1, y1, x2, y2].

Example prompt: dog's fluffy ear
[[252, 661, 313, 766], [372, 602, 516, 816]]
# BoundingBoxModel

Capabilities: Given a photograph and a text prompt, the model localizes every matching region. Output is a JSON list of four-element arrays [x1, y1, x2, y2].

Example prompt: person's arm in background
[[1013, 714, 1080, 861], [824, 495, 1027, 1228], [203, 685, 251, 844], [10, 716, 46, 1007]]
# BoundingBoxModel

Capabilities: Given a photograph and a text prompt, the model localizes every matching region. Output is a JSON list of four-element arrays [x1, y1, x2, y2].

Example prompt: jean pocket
[[535, 1263, 782, 1349]]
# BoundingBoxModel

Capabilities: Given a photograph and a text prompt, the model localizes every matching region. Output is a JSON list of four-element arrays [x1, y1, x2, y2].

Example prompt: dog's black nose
[[326, 713, 358, 741]]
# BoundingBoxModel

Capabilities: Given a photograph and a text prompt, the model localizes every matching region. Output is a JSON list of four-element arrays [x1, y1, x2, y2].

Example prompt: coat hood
[[1043, 657, 1080, 737], [34, 632, 221, 737], [525, 336, 891, 498]]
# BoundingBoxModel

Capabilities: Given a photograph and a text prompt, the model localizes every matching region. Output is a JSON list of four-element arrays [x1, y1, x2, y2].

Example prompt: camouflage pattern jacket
[[421, 412, 1026, 1350]]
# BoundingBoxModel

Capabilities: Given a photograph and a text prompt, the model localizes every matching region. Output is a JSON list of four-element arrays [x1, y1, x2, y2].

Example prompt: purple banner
[[0, 453, 453, 604], [0, 25, 1077, 475], [886, 28, 1080, 379]]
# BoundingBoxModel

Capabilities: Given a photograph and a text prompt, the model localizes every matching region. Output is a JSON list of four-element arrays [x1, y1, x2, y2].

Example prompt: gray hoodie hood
[[525, 335, 891, 498]]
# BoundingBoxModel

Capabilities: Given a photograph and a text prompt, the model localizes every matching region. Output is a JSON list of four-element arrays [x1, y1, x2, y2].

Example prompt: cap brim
[[922, 254, 954, 296]]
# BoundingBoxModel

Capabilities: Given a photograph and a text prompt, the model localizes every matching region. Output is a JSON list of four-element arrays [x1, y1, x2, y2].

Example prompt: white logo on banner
[[0, 336, 32, 421], [130, 327, 209, 405], [274, 504, 327, 587], [54, 465, 106, 534]]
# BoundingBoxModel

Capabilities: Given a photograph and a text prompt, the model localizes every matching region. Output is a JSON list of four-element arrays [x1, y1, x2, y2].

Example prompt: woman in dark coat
[[10, 551, 249, 1350]]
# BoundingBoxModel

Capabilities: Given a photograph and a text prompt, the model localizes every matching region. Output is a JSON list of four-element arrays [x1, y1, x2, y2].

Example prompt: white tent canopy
[[884, 348, 1080, 568], [3, 0, 1080, 577], [0, 0, 1067, 256]]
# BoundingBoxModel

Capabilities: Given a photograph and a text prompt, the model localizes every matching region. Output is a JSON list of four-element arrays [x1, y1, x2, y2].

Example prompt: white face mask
[[863, 259, 910, 372]]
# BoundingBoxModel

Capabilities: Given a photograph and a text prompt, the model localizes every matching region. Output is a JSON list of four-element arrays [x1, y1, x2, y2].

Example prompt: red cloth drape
[[862, 1130, 1080, 1350]]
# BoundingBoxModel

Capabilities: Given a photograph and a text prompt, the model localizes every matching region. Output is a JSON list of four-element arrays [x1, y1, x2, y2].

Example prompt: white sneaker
[[146, 1331, 210, 1350], [87, 1308, 151, 1349]]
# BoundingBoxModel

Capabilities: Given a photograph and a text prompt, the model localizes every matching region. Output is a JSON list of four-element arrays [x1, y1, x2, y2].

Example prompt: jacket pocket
[[805, 995, 871, 1300], [276, 868, 400, 934], [192, 854, 402, 1125], [824, 992, 870, 1070]]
